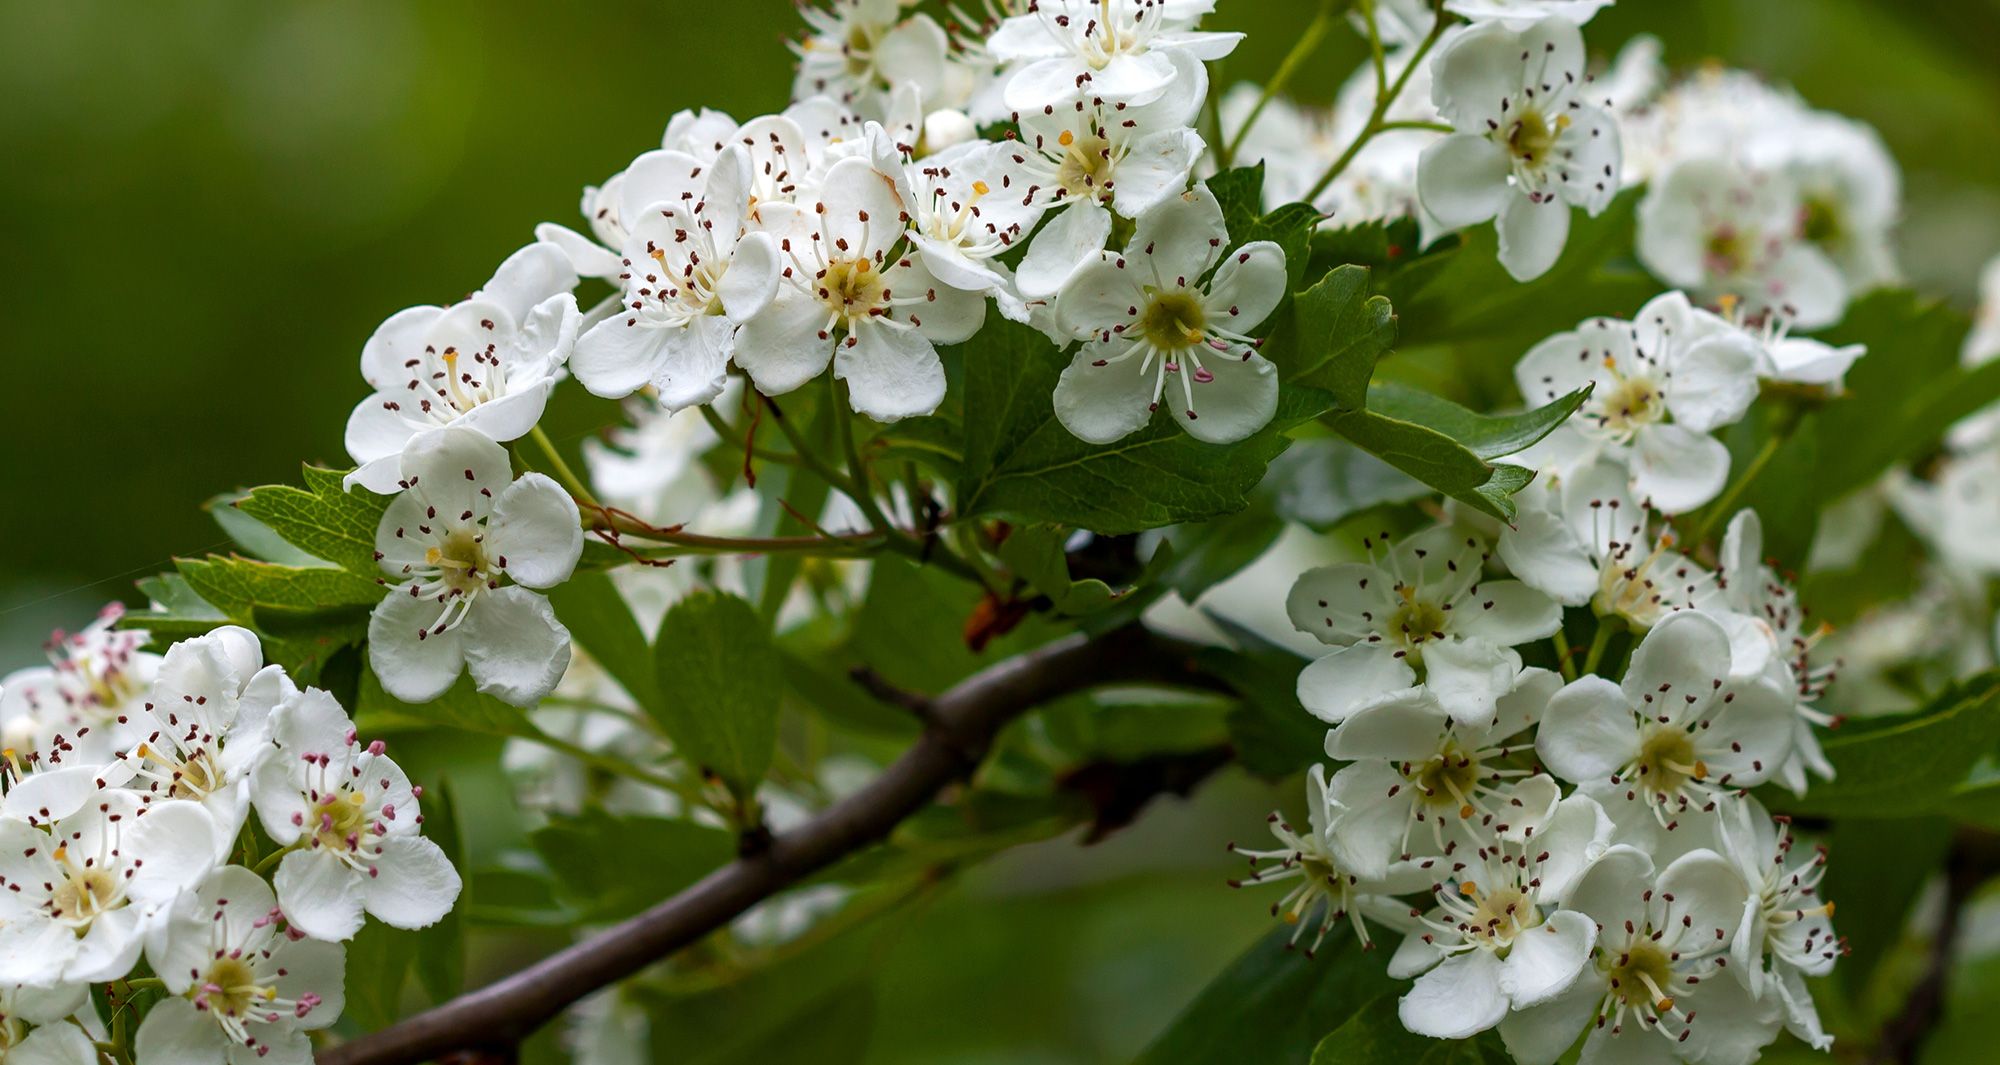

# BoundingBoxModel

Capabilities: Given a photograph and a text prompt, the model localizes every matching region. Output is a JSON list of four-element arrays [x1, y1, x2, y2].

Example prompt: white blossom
[[368, 427, 583, 708], [569, 145, 782, 412], [250, 688, 460, 942], [136, 865, 344, 1065], [1287, 526, 1561, 725], [1050, 183, 1286, 444], [1718, 798, 1841, 1052], [0, 791, 218, 986], [792, 0, 953, 120], [343, 242, 581, 494], [1637, 157, 1846, 330], [0, 983, 96, 1065], [985, 0, 1241, 114], [1417, 17, 1621, 281], [1, 604, 157, 778], [1444, 0, 1613, 27]]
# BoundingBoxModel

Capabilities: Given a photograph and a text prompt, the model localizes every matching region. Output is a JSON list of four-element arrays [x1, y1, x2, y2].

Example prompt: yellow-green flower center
[[1604, 939, 1679, 1012], [1139, 290, 1208, 350]]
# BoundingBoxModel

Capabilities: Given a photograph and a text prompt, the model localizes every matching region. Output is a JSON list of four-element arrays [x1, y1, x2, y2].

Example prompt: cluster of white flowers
[[0, 619, 460, 1065]]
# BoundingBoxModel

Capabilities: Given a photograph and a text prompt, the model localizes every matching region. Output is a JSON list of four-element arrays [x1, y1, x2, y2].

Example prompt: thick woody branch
[[317, 627, 1219, 1065]]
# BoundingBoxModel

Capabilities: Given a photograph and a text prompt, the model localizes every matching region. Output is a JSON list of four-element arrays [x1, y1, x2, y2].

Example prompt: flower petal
[[1170, 350, 1279, 444], [1502, 908, 1596, 1008], [1297, 643, 1417, 724], [1536, 675, 1639, 783], [462, 587, 570, 707], [487, 474, 584, 590], [364, 834, 462, 930], [368, 592, 468, 706], [1400, 950, 1509, 1038], [834, 321, 946, 422], [1052, 343, 1160, 445], [1496, 190, 1572, 282], [275, 849, 367, 942], [1416, 134, 1512, 228]]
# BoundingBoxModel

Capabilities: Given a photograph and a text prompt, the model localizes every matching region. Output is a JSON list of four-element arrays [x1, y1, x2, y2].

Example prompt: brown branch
[[317, 627, 1219, 1065]]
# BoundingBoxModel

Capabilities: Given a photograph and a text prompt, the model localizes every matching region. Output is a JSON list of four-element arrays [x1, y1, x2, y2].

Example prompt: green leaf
[[1367, 381, 1591, 461], [546, 571, 662, 716], [1773, 672, 2000, 817], [869, 416, 964, 482], [206, 492, 322, 567], [995, 525, 1124, 615], [652, 591, 782, 797], [1810, 290, 1994, 502], [529, 809, 735, 921], [1267, 438, 1427, 531], [163, 555, 381, 681], [1816, 816, 1951, 987], [232, 466, 393, 577], [414, 779, 465, 1002], [1134, 924, 1390, 1065], [1311, 1000, 1508, 1064], [341, 920, 416, 1030], [1284, 265, 1398, 408], [1325, 409, 1533, 522]]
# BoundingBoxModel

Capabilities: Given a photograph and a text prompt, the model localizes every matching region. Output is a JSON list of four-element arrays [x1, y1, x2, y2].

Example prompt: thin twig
[[316, 627, 1220, 1065]]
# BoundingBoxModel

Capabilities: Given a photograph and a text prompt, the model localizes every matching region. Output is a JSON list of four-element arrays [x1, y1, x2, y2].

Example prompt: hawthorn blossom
[[791, 0, 953, 119], [251, 687, 460, 942], [569, 145, 782, 411], [1390, 793, 1612, 1039], [1318, 669, 1564, 879], [1226, 765, 1427, 957], [1515, 291, 1761, 512], [0, 983, 96, 1065], [368, 428, 583, 707], [0, 603, 157, 773], [733, 156, 984, 420], [1005, 48, 1209, 298], [880, 137, 1047, 309], [1536, 611, 1795, 836], [1287, 526, 1561, 725], [1050, 184, 1285, 444], [1417, 17, 1621, 281], [985, 0, 1242, 113], [0, 791, 218, 986], [1499, 845, 1778, 1065], [111, 626, 291, 858], [343, 242, 582, 494], [1719, 798, 1841, 1052], [135, 865, 344, 1065], [1636, 157, 1846, 330]]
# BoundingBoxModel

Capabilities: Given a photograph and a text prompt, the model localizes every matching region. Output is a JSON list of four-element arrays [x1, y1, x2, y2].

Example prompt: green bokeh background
[[4, 2, 1999, 1060]]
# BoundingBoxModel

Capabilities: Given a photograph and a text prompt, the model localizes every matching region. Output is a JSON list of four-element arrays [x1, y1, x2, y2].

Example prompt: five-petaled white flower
[[1287, 526, 1562, 725], [792, 0, 952, 120], [367, 428, 583, 708], [985, 0, 1241, 114], [135, 865, 344, 1065], [1226, 765, 1428, 957], [570, 144, 783, 412], [1536, 611, 1795, 839], [0, 982, 97, 1065], [250, 688, 461, 942], [1418, 17, 1621, 281], [343, 242, 581, 494], [1390, 793, 1611, 1040], [112, 626, 290, 860], [1319, 669, 1565, 880], [735, 156, 985, 421], [1718, 798, 1841, 1052], [1636, 156, 1846, 330], [1498, 844, 1778, 1065], [1051, 183, 1286, 444], [1, 603, 158, 775], [0, 791, 217, 986], [1515, 291, 1761, 513]]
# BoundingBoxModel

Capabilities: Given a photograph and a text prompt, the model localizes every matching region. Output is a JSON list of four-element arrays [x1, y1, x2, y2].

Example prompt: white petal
[[272, 936, 347, 1030], [478, 242, 578, 325], [486, 474, 584, 590], [1202, 241, 1289, 335], [1496, 190, 1572, 282], [834, 321, 946, 422], [1416, 134, 1511, 228], [1452, 579, 1562, 645], [1297, 643, 1417, 724], [343, 394, 418, 469], [1286, 562, 1396, 646], [1700, 678, 1796, 786], [1020, 202, 1114, 300], [1498, 976, 1601, 1065], [368, 593, 468, 705], [1052, 343, 1160, 445], [364, 834, 462, 930], [732, 289, 833, 396], [462, 587, 571, 707], [1400, 951, 1509, 1038], [397, 427, 512, 520], [1668, 331, 1761, 432], [1110, 127, 1205, 219], [275, 849, 367, 942], [1564, 844, 1654, 934], [1323, 760, 1417, 881], [1536, 675, 1639, 783], [571, 314, 672, 400], [454, 381, 554, 445], [532, 221, 623, 280], [1629, 422, 1730, 514], [134, 998, 229, 1065], [1621, 610, 1731, 714], [1171, 350, 1279, 444], [14, 1022, 97, 1065], [1130, 184, 1227, 291], [1324, 690, 1450, 761], [1502, 908, 1596, 1008], [1421, 637, 1521, 725]]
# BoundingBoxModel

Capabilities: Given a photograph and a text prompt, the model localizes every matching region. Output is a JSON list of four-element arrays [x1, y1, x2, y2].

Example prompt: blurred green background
[[5, 2, 2000, 1060]]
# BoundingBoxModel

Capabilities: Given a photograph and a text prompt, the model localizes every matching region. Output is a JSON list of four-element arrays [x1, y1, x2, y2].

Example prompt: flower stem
[[699, 403, 802, 470], [1553, 628, 1578, 683], [254, 843, 297, 877], [1304, 1, 1451, 203], [829, 375, 894, 533], [1579, 620, 1615, 677], [762, 393, 869, 501], [530, 425, 599, 510], [1687, 432, 1786, 549], [1219, 0, 1338, 168]]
